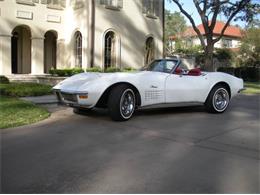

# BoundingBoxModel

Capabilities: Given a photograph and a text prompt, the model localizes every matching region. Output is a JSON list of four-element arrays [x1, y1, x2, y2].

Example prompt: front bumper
[[238, 88, 246, 93], [53, 89, 91, 108]]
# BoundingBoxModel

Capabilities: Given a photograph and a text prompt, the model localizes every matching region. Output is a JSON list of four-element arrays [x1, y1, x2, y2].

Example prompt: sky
[[164, 0, 259, 28]]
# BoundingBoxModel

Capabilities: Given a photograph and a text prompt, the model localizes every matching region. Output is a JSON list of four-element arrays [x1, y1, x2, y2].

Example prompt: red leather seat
[[188, 68, 201, 76], [175, 67, 182, 75]]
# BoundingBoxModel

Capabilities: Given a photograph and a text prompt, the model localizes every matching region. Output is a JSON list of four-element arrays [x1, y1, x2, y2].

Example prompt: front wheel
[[205, 85, 230, 113], [108, 85, 136, 121]]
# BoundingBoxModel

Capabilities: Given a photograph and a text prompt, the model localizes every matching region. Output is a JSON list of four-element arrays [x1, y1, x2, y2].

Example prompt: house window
[[145, 37, 155, 65], [74, 31, 82, 68], [104, 31, 116, 69], [222, 38, 232, 48], [42, 0, 66, 9], [100, 0, 123, 9], [16, 0, 35, 5], [142, 0, 160, 18], [70, 0, 84, 9]]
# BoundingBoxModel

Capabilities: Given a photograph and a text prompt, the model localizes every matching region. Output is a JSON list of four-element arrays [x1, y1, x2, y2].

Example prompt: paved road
[[1, 95, 259, 193]]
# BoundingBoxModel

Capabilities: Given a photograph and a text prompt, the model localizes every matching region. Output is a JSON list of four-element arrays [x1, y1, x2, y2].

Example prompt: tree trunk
[[204, 41, 214, 72]]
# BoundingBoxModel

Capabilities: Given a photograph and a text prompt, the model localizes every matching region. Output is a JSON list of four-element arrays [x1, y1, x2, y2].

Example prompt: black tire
[[205, 85, 230, 113], [108, 84, 136, 121], [73, 107, 92, 115]]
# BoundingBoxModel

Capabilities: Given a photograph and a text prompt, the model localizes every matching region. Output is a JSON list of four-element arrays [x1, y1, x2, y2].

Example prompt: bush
[[0, 83, 52, 97], [217, 67, 235, 75], [49, 66, 138, 75], [122, 67, 137, 72], [0, 76, 10, 84], [49, 68, 84, 76], [214, 48, 233, 61], [105, 67, 121, 73], [71, 68, 85, 75], [217, 66, 260, 82], [86, 67, 102, 72]]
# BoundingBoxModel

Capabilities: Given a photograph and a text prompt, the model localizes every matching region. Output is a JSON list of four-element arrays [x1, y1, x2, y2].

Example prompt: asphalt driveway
[[1, 94, 259, 193]]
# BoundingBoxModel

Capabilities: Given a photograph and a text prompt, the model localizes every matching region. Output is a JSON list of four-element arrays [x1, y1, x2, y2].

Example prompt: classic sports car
[[53, 58, 244, 121]]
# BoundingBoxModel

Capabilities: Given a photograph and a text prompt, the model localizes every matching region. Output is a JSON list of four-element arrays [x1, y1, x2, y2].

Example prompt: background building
[[169, 21, 243, 51], [0, 0, 164, 75]]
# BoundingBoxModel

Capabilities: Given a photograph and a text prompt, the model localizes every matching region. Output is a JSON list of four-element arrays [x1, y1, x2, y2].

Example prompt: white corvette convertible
[[53, 58, 244, 121]]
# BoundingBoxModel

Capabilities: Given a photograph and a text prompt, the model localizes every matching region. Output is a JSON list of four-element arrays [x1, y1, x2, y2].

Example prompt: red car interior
[[187, 68, 201, 76], [174, 67, 182, 75]]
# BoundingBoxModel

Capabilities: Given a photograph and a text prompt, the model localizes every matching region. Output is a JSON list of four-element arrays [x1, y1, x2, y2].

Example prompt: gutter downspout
[[162, 0, 165, 58], [90, 0, 95, 67]]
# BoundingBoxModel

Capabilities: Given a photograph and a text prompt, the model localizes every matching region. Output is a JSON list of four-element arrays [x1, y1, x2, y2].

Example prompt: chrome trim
[[212, 88, 229, 112], [139, 102, 204, 110], [120, 89, 135, 119], [238, 88, 246, 93]]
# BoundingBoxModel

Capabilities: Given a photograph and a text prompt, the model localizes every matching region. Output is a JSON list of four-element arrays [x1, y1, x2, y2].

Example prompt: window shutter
[[41, 0, 47, 4], [60, 0, 66, 7], [142, 0, 147, 13], [117, 0, 123, 8], [154, 0, 160, 17], [100, 0, 106, 5], [53, 0, 59, 5]]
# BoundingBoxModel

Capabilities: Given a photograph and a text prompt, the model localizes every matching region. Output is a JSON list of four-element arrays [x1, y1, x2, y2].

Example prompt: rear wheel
[[108, 84, 136, 121], [205, 85, 230, 113]]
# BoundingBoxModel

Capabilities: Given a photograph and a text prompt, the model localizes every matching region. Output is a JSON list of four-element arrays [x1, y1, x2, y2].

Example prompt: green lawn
[[0, 96, 50, 129], [243, 82, 260, 95], [0, 82, 52, 97]]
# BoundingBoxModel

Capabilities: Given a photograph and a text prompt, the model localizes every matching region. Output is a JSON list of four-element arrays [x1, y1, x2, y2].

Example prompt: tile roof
[[170, 21, 243, 40]]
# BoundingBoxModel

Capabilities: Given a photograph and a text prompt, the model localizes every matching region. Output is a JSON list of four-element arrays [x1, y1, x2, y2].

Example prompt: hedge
[[218, 67, 260, 82], [0, 83, 52, 97], [49, 67, 138, 76], [86, 67, 102, 72], [49, 68, 84, 76], [0, 76, 10, 84]]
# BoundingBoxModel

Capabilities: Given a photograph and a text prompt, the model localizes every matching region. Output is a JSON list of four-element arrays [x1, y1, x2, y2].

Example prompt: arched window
[[11, 25, 32, 74], [145, 37, 154, 65], [74, 31, 82, 67], [44, 30, 57, 73], [104, 31, 116, 69]]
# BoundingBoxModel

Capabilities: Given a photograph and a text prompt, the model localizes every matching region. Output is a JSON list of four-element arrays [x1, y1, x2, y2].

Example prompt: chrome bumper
[[53, 90, 81, 107], [238, 88, 246, 93]]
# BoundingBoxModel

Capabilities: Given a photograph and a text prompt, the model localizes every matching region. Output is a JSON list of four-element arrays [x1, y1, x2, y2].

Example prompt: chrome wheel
[[213, 88, 229, 112], [120, 89, 135, 119]]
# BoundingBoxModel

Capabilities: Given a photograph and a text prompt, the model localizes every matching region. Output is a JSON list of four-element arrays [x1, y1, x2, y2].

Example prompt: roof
[[170, 21, 243, 40]]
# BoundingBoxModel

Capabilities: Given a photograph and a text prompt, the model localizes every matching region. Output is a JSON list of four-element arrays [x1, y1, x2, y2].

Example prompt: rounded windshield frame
[[142, 59, 181, 74]]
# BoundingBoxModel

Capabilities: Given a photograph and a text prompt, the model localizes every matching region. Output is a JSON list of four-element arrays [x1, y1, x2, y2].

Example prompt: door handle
[[150, 85, 158, 89]]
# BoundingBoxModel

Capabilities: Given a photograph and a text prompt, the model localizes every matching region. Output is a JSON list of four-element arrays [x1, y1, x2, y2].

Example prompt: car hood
[[53, 71, 161, 92], [53, 73, 101, 92], [53, 72, 137, 92]]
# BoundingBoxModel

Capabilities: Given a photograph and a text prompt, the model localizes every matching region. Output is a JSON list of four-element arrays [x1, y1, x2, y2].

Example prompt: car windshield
[[143, 60, 178, 73]]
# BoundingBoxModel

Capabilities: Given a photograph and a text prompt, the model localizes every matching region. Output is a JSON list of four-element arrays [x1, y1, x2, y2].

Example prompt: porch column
[[31, 37, 44, 74], [57, 39, 65, 69], [0, 35, 11, 75]]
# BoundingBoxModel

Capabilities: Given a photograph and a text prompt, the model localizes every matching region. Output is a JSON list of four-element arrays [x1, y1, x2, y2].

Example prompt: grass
[[0, 82, 52, 97], [0, 96, 50, 129], [243, 82, 260, 95]]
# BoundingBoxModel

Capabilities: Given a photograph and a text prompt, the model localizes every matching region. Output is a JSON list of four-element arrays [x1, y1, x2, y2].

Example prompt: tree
[[239, 26, 260, 67], [170, 0, 259, 71], [165, 10, 187, 55]]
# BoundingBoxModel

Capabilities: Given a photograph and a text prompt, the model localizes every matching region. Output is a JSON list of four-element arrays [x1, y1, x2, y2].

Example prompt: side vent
[[145, 90, 163, 101]]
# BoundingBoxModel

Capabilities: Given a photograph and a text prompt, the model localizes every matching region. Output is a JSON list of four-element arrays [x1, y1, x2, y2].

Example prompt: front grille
[[61, 92, 78, 102]]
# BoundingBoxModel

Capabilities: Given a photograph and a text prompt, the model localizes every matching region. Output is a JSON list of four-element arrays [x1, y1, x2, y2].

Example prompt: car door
[[165, 73, 210, 103], [137, 71, 168, 106]]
